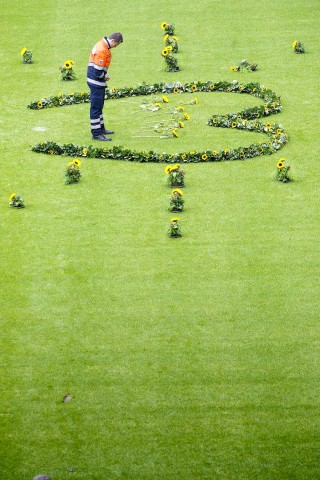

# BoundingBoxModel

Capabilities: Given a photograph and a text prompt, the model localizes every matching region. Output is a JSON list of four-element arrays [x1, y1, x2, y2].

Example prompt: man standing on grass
[[87, 32, 123, 141]]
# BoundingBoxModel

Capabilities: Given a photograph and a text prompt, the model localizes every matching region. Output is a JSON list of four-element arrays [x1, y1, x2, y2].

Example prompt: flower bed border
[[30, 80, 288, 163]]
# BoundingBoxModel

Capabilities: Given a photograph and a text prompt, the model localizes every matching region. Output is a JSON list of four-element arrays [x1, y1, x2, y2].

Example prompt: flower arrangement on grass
[[60, 60, 76, 80], [20, 47, 32, 64], [9, 193, 25, 208], [165, 164, 185, 187], [31, 81, 288, 163], [292, 40, 305, 53], [229, 59, 258, 72], [169, 188, 184, 212], [65, 159, 81, 184], [28, 91, 90, 109], [164, 33, 179, 53], [161, 21, 176, 35], [161, 47, 180, 72], [276, 158, 291, 183], [168, 217, 182, 237]]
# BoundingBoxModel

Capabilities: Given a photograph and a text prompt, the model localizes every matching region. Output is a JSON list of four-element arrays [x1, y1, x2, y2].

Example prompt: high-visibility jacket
[[87, 37, 112, 88]]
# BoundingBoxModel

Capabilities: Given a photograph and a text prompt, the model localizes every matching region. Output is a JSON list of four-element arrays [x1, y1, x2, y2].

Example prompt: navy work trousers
[[88, 85, 106, 137]]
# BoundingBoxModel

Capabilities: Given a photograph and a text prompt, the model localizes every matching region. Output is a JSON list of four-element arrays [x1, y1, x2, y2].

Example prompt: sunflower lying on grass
[[276, 158, 291, 183], [65, 159, 81, 184], [229, 59, 258, 72], [20, 47, 32, 64], [60, 60, 76, 80]]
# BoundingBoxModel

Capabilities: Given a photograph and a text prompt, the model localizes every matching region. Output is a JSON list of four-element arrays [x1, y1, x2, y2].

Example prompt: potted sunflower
[[168, 217, 182, 238], [169, 188, 184, 212], [292, 40, 305, 54], [60, 59, 76, 80], [276, 158, 291, 183], [65, 159, 81, 184], [20, 47, 32, 64], [165, 164, 185, 187], [9, 193, 25, 208]]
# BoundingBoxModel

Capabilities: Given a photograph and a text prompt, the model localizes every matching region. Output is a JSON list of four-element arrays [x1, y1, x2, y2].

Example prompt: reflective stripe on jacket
[[87, 37, 112, 88]]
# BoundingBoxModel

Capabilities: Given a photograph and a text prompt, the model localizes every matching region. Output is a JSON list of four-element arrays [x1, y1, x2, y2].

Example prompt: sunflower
[[166, 45, 173, 51], [64, 61, 72, 69], [292, 40, 297, 49], [181, 154, 187, 160], [165, 165, 172, 174], [224, 148, 230, 154], [82, 148, 88, 156], [201, 153, 208, 161], [162, 95, 169, 103], [161, 21, 167, 30], [9, 193, 16, 202], [229, 66, 237, 72], [37, 101, 43, 109], [164, 34, 169, 41], [277, 158, 285, 169], [173, 87, 180, 94], [232, 122, 237, 128], [154, 102, 162, 108], [191, 85, 197, 92], [209, 84, 215, 90], [171, 217, 179, 222], [178, 121, 184, 128], [277, 129, 283, 135], [176, 106, 184, 111], [193, 96, 199, 104], [172, 129, 179, 138], [239, 151, 244, 157], [184, 113, 190, 120], [171, 163, 180, 171], [172, 35, 178, 41], [212, 150, 218, 156], [171, 188, 183, 196], [20, 47, 27, 56], [74, 159, 81, 167]]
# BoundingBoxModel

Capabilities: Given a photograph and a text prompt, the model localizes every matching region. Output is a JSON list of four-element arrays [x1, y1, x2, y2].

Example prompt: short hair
[[108, 32, 123, 44]]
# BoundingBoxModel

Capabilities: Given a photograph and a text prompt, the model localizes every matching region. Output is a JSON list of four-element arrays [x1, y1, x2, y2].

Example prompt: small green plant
[[65, 159, 81, 184], [168, 217, 182, 237], [169, 188, 184, 212], [20, 47, 32, 63], [292, 40, 305, 53], [60, 59, 76, 80], [276, 158, 291, 183], [9, 193, 25, 208], [165, 164, 185, 187]]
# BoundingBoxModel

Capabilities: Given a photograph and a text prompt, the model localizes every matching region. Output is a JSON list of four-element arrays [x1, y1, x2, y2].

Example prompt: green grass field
[[1, 1, 320, 479]]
